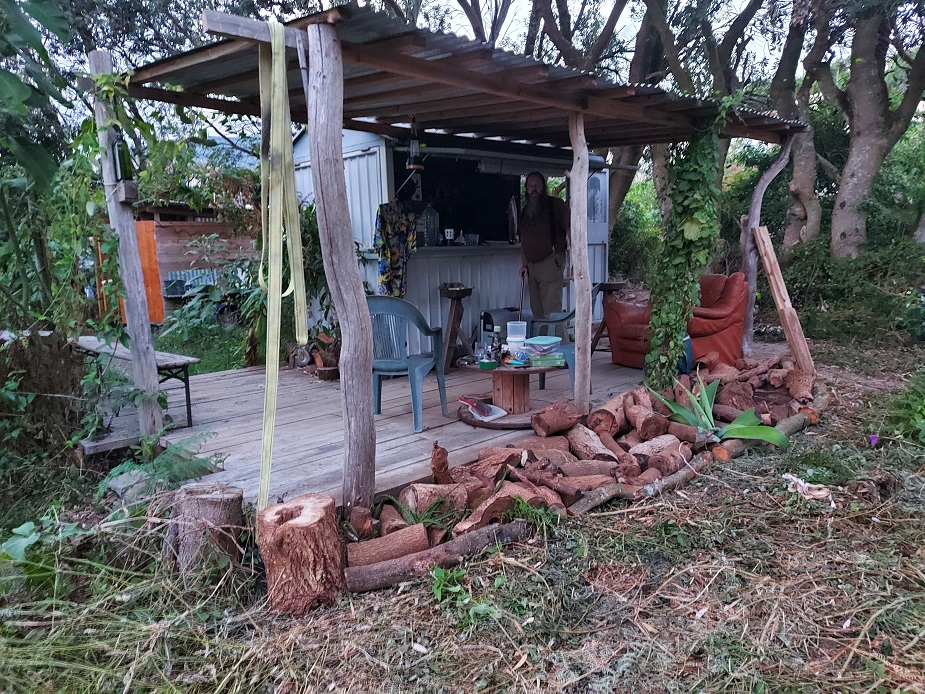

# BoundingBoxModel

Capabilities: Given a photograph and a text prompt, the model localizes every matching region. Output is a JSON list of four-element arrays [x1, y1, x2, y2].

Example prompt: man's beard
[[523, 194, 544, 224]]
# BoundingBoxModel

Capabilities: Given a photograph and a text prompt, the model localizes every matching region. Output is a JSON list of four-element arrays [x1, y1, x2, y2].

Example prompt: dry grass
[[2, 343, 925, 693]]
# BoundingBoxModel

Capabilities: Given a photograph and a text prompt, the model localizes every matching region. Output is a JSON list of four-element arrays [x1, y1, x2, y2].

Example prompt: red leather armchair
[[688, 272, 748, 366], [604, 273, 748, 369]]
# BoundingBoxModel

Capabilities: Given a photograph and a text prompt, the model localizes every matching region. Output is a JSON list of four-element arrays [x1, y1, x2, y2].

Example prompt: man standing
[[519, 171, 571, 322]]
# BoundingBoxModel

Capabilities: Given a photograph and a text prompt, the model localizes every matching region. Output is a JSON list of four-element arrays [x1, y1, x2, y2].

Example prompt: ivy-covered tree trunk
[[646, 132, 720, 390]]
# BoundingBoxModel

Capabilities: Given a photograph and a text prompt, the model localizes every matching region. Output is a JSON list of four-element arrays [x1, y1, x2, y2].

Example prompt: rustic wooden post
[[568, 113, 592, 413], [304, 24, 376, 512], [88, 50, 163, 436], [741, 136, 793, 355]]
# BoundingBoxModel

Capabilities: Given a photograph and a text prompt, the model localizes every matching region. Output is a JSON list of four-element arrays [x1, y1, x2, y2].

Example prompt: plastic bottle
[[419, 203, 439, 247], [490, 325, 503, 363]]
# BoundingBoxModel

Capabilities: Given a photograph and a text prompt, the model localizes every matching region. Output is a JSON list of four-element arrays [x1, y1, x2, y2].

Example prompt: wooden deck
[[139, 353, 640, 503]]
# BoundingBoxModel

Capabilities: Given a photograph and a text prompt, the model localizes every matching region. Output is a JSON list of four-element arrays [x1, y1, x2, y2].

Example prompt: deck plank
[[142, 353, 641, 503]]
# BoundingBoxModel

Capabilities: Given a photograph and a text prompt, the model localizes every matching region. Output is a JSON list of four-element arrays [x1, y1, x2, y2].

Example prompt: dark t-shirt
[[519, 196, 569, 264]]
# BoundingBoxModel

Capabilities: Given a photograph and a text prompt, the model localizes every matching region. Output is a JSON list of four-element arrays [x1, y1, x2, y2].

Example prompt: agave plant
[[649, 375, 790, 450]]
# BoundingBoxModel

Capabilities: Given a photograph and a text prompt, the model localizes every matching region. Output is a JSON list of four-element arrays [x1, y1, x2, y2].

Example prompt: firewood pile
[[257, 352, 828, 609]]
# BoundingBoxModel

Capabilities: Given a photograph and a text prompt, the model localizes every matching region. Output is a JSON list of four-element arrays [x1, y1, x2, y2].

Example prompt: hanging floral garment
[[374, 202, 417, 297]]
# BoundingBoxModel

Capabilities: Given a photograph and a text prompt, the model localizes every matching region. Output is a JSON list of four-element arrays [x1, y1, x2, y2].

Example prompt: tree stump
[[257, 494, 344, 615], [164, 482, 244, 576]]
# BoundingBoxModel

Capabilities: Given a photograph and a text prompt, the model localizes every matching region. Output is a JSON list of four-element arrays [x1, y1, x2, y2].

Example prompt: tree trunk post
[[88, 50, 163, 437], [741, 136, 793, 354], [304, 24, 376, 512], [569, 113, 591, 414]]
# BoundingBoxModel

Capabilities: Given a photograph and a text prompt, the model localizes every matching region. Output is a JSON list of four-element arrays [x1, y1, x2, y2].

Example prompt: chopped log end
[[625, 405, 669, 441], [798, 407, 820, 425], [531, 401, 581, 437], [378, 503, 409, 535], [257, 493, 344, 615], [348, 506, 375, 540]]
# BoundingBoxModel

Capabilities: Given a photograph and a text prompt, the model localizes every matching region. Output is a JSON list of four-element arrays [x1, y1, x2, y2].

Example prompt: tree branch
[[488, 0, 514, 44], [381, 0, 408, 21], [888, 38, 925, 145], [524, 0, 542, 56], [816, 153, 840, 183], [537, 0, 584, 66], [583, 0, 630, 70], [455, 0, 487, 43], [718, 0, 765, 62], [641, 0, 696, 93]]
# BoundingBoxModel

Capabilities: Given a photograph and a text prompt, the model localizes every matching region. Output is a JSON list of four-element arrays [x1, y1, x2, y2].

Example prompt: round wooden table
[[458, 361, 565, 423]]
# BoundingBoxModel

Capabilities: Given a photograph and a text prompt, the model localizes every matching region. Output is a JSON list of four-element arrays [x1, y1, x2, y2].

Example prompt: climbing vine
[[645, 128, 721, 390]]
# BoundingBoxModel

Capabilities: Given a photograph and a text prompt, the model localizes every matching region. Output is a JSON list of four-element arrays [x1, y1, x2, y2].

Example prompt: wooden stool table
[[439, 284, 474, 371], [458, 362, 565, 427]]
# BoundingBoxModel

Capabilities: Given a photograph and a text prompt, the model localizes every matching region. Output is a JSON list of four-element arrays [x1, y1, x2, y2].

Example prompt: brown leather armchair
[[604, 273, 748, 369], [688, 272, 748, 366]]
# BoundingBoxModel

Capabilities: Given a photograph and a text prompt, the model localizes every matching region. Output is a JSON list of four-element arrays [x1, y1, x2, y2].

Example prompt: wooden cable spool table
[[457, 361, 566, 429]]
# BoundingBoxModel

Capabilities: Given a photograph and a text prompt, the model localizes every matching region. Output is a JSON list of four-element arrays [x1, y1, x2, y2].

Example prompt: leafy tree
[[807, 0, 925, 258]]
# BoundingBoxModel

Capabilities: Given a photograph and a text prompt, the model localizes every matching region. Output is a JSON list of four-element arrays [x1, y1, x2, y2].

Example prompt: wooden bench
[[76, 336, 200, 427]]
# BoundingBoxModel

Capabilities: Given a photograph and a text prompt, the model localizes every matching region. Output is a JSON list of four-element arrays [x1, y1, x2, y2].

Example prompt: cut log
[[767, 368, 790, 388], [625, 404, 669, 441], [613, 460, 642, 482], [586, 391, 631, 435], [452, 481, 545, 536], [347, 523, 430, 567], [667, 421, 706, 447], [565, 424, 618, 461], [348, 506, 375, 540], [716, 382, 755, 412], [786, 369, 814, 403], [701, 363, 740, 385], [634, 452, 712, 499], [651, 389, 674, 417], [478, 447, 536, 464], [629, 386, 653, 411], [734, 357, 760, 371], [627, 467, 663, 486], [674, 374, 692, 409], [780, 357, 795, 371], [257, 494, 344, 614], [594, 428, 641, 466], [628, 434, 682, 464], [696, 351, 720, 369], [532, 448, 579, 467], [165, 483, 244, 575], [531, 401, 580, 437], [514, 469, 585, 506], [505, 435, 570, 453], [378, 503, 408, 535], [427, 525, 445, 547], [616, 429, 642, 451], [565, 474, 619, 492], [769, 405, 791, 425], [648, 443, 693, 476], [430, 441, 452, 484], [455, 452, 514, 484], [506, 468, 566, 513], [398, 483, 467, 517], [558, 460, 621, 477], [713, 403, 744, 423], [736, 356, 780, 382], [345, 521, 531, 592], [747, 374, 767, 389]]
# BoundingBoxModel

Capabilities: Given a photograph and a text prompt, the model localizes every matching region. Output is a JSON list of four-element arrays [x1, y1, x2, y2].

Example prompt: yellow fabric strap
[[257, 19, 309, 511]]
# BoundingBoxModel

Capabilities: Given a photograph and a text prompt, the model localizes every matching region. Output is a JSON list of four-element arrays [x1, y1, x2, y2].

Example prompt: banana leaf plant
[[649, 376, 790, 450]]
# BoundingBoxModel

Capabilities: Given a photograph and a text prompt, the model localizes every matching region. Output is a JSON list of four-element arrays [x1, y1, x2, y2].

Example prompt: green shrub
[[609, 179, 662, 282], [781, 236, 925, 342], [887, 368, 925, 445]]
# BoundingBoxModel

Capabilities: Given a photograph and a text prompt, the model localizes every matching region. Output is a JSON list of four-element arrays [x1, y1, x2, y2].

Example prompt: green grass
[[154, 323, 247, 375]]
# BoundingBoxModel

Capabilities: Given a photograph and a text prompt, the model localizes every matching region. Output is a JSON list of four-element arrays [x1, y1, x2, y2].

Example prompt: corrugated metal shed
[[128, 3, 804, 150]]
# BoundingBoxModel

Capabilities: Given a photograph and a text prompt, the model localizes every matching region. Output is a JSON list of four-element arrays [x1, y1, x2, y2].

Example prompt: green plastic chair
[[531, 283, 604, 392], [367, 295, 449, 433]]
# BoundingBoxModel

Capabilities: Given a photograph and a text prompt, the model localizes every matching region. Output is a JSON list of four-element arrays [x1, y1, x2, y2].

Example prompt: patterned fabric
[[374, 202, 417, 297]]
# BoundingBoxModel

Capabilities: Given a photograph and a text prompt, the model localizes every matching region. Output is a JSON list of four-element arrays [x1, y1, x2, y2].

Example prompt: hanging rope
[[257, 19, 309, 511]]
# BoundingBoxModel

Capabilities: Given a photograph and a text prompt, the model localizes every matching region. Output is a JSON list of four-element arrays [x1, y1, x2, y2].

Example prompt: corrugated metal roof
[[128, 2, 805, 149]]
